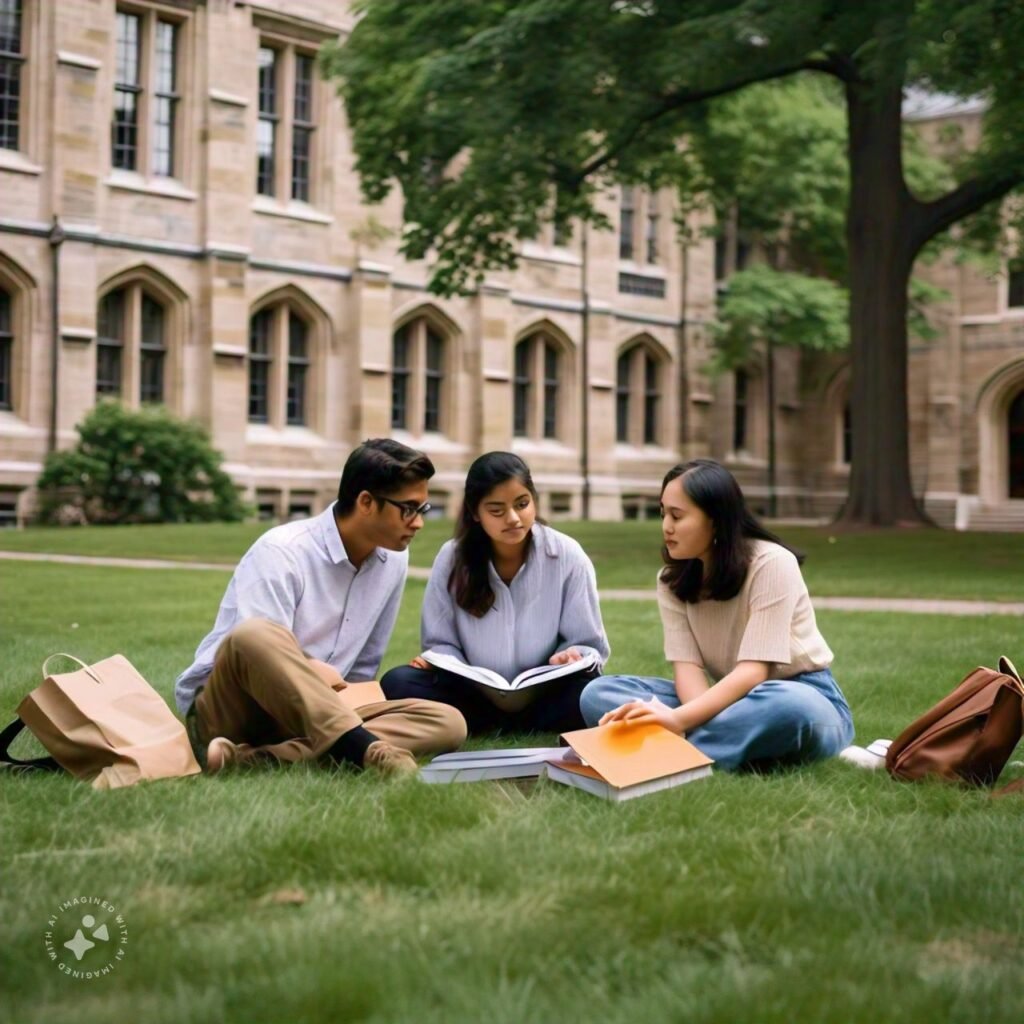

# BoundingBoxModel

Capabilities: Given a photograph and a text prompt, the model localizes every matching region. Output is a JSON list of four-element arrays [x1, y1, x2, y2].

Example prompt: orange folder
[[552, 722, 713, 794]]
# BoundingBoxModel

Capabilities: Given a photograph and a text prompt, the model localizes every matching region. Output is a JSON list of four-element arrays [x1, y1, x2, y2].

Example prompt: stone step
[[964, 502, 1024, 532]]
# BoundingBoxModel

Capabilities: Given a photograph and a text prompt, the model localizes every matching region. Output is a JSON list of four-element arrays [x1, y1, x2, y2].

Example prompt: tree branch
[[566, 56, 845, 187], [813, 52, 861, 84], [910, 171, 1024, 252]]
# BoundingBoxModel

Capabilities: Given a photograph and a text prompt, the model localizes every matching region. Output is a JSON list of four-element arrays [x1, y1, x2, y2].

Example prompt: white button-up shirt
[[421, 523, 610, 682], [175, 504, 408, 712]]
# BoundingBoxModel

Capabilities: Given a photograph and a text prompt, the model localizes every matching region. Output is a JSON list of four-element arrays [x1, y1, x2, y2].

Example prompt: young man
[[175, 438, 466, 777]]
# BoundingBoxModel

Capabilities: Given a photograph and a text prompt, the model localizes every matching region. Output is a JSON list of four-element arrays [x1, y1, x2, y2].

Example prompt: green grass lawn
[[1, 558, 1022, 1024], [2, 518, 1024, 600]]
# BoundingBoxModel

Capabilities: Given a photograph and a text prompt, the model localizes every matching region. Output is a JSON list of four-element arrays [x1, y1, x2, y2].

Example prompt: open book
[[421, 648, 599, 711], [545, 722, 714, 802]]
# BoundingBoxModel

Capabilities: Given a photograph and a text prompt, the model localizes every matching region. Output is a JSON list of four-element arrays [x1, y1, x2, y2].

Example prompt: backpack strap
[[998, 656, 1023, 688], [0, 718, 61, 772]]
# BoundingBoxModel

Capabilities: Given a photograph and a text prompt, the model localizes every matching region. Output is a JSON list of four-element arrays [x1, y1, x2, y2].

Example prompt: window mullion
[[0, 0, 24, 154], [619, 187, 635, 262], [532, 337, 544, 438], [634, 192, 645, 266], [136, 12, 153, 177], [618, 348, 634, 444], [124, 285, 141, 406], [0, 287, 12, 411], [170, 23, 181, 179], [411, 320, 426, 433], [272, 305, 288, 427], [291, 51, 315, 202], [278, 46, 295, 202], [615, 352, 629, 444], [525, 338, 537, 438], [152, 17, 179, 178], [649, 196, 660, 265], [643, 353, 659, 444]]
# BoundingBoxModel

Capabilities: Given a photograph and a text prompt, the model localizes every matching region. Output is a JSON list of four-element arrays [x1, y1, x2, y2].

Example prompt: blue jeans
[[579, 668, 854, 772]]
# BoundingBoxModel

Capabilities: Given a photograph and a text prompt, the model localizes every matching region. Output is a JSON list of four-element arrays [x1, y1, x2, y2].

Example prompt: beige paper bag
[[16, 653, 201, 789]]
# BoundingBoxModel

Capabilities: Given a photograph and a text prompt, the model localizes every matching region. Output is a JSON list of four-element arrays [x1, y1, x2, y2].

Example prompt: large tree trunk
[[837, 73, 931, 527]]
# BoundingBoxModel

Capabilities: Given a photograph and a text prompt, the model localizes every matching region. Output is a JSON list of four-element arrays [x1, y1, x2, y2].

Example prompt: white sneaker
[[838, 739, 891, 770]]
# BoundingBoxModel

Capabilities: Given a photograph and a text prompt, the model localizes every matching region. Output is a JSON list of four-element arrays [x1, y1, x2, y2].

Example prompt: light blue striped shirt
[[421, 523, 610, 682], [174, 504, 407, 713]]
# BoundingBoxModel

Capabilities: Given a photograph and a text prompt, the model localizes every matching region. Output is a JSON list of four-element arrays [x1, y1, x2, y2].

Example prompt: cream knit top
[[657, 539, 833, 682]]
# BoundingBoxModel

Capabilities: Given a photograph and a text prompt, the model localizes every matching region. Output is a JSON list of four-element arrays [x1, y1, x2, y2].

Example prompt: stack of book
[[546, 723, 713, 802], [419, 722, 713, 802]]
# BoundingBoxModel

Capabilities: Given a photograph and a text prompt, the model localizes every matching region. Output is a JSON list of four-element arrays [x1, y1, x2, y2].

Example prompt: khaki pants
[[193, 618, 466, 764]]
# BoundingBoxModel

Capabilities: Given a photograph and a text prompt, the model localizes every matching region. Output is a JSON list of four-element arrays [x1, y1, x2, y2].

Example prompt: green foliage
[[36, 401, 248, 525], [667, 76, 962, 286], [907, 275, 952, 341], [326, 0, 1024, 296], [711, 265, 848, 371], [676, 77, 852, 279], [676, 81, 952, 351]]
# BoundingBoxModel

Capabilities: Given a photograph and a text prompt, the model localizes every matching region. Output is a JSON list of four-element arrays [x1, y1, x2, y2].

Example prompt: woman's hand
[[599, 698, 684, 735], [409, 655, 430, 670], [549, 647, 583, 666]]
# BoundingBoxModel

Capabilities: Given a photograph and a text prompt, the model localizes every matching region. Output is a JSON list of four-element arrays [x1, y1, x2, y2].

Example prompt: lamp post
[[580, 222, 591, 520], [48, 216, 65, 455]]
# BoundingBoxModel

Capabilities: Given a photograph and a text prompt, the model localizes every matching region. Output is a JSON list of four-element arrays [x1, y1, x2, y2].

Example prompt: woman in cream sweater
[[580, 459, 854, 771]]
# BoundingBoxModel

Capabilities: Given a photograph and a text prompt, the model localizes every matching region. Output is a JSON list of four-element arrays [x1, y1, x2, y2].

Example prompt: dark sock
[[327, 725, 379, 768]]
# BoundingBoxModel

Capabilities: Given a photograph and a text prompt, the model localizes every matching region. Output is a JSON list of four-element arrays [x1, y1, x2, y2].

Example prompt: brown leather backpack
[[886, 657, 1024, 786]]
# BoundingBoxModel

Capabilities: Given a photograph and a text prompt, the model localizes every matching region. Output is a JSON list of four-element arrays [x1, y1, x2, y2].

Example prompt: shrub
[[36, 401, 249, 524]]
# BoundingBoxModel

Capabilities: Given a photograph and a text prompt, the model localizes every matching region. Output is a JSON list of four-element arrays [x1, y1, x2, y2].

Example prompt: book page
[[421, 650, 510, 689], [511, 650, 599, 689]]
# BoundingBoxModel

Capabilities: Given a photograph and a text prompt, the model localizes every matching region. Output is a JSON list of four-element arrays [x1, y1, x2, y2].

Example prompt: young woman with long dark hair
[[381, 452, 610, 734], [580, 459, 853, 770]]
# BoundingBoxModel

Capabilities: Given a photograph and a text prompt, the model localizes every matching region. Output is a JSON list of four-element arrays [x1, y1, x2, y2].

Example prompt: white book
[[420, 746, 573, 784], [545, 759, 713, 802], [428, 746, 571, 764], [421, 649, 599, 711]]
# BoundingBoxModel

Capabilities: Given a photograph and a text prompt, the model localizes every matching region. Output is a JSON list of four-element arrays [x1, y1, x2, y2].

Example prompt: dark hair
[[449, 452, 542, 617], [335, 438, 435, 515], [659, 458, 802, 603]]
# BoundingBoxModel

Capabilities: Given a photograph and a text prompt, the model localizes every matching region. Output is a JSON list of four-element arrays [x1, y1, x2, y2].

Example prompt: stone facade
[[0, 1, 1021, 527]]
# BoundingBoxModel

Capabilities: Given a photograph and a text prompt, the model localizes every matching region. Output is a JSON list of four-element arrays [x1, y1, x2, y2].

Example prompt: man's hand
[[549, 647, 583, 666], [308, 657, 347, 691], [409, 655, 430, 670], [599, 698, 684, 735]]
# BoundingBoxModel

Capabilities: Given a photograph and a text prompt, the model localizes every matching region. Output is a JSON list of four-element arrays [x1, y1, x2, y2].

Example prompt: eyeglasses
[[374, 495, 432, 522]]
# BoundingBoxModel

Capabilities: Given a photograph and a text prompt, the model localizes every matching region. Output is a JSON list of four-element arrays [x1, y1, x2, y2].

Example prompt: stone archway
[[976, 360, 1024, 503]]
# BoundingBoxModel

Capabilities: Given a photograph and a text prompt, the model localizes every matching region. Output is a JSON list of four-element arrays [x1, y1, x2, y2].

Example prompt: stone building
[[0, 1, 1021, 527]]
